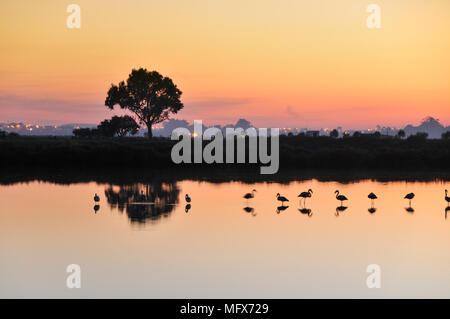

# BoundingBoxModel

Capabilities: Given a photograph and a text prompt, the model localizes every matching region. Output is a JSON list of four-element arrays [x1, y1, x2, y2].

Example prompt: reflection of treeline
[[1, 133, 450, 170], [1, 167, 450, 186], [104, 182, 179, 224]]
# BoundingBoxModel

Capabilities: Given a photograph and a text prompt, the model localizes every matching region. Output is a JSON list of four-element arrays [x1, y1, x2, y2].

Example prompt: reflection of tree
[[104, 181, 180, 224]]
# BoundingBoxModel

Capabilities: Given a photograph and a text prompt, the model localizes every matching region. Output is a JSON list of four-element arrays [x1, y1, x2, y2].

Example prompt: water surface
[[1, 179, 449, 298]]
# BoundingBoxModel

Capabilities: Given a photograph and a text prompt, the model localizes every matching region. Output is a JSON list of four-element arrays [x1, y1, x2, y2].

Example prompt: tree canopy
[[105, 68, 183, 138], [98, 116, 139, 137]]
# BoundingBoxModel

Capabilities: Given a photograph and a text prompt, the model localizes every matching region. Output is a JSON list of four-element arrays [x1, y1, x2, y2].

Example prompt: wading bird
[[445, 190, 450, 206], [94, 193, 100, 203], [298, 189, 313, 206], [368, 192, 378, 206], [276, 193, 289, 206], [404, 193, 415, 206], [335, 190, 348, 206], [185, 194, 191, 203], [243, 189, 257, 202]]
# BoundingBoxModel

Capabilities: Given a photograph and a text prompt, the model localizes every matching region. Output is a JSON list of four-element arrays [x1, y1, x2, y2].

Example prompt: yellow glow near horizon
[[0, 0, 449, 128]]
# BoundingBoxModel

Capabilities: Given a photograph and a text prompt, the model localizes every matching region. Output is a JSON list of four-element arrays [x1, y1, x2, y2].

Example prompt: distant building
[[306, 130, 320, 137]]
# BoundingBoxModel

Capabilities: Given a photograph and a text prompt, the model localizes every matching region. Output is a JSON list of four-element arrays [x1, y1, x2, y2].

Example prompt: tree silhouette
[[330, 129, 339, 138], [105, 68, 183, 139], [397, 129, 405, 139], [98, 116, 139, 137]]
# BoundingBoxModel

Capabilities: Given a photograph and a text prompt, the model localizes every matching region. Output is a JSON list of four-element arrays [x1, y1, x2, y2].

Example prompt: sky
[[0, 0, 449, 129]]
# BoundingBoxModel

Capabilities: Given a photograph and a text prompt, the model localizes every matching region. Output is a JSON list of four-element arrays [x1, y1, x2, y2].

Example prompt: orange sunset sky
[[0, 0, 449, 129]]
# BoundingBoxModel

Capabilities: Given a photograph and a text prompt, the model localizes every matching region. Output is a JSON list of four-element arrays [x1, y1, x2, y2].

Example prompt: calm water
[[1, 178, 450, 298]]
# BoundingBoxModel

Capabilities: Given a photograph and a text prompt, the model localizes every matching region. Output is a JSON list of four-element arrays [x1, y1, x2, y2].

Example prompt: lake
[[1, 177, 450, 298]]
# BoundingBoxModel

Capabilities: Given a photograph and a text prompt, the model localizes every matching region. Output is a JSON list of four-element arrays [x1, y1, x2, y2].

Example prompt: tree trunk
[[147, 124, 153, 139]]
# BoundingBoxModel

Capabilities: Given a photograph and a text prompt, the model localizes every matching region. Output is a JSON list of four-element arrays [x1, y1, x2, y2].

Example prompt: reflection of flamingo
[[335, 206, 348, 216], [335, 190, 348, 206], [445, 190, 450, 206], [368, 192, 377, 206], [298, 189, 313, 206], [185, 204, 191, 213], [243, 207, 254, 213], [185, 194, 191, 203], [276, 205, 289, 214], [298, 208, 312, 217], [445, 206, 450, 219], [276, 193, 289, 206], [404, 193, 415, 206], [405, 206, 415, 213], [94, 204, 100, 213], [94, 193, 100, 203], [243, 207, 256, 216], [368, 207, 377, 214]]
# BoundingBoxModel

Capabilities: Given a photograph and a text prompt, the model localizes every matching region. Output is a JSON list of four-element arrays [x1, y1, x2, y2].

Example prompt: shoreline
[[1, 166, 450, 186], [1, 135, 450, 174]]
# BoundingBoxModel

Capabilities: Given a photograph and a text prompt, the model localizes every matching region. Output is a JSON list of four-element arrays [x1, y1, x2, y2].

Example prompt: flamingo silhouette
[[185, 194, 191, 203], [335, 190, 348, 206], [445, 189, 450, 206], [94, 193, 100, 203], [368, 192, 377, 206], [243, 189, 256, 203], [404, 193, 415, 206], [298, 189, 313, 206], [276, 193, 289, 206]]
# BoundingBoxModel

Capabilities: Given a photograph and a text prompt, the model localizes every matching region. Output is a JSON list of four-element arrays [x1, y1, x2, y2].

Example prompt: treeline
[[72, 115, 139, 138], [1, 133, 450, 171]]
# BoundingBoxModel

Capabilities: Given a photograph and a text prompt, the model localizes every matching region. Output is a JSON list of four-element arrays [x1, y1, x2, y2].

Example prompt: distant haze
[[1, 1, 449, 128], [2, 117, 449, 139]]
